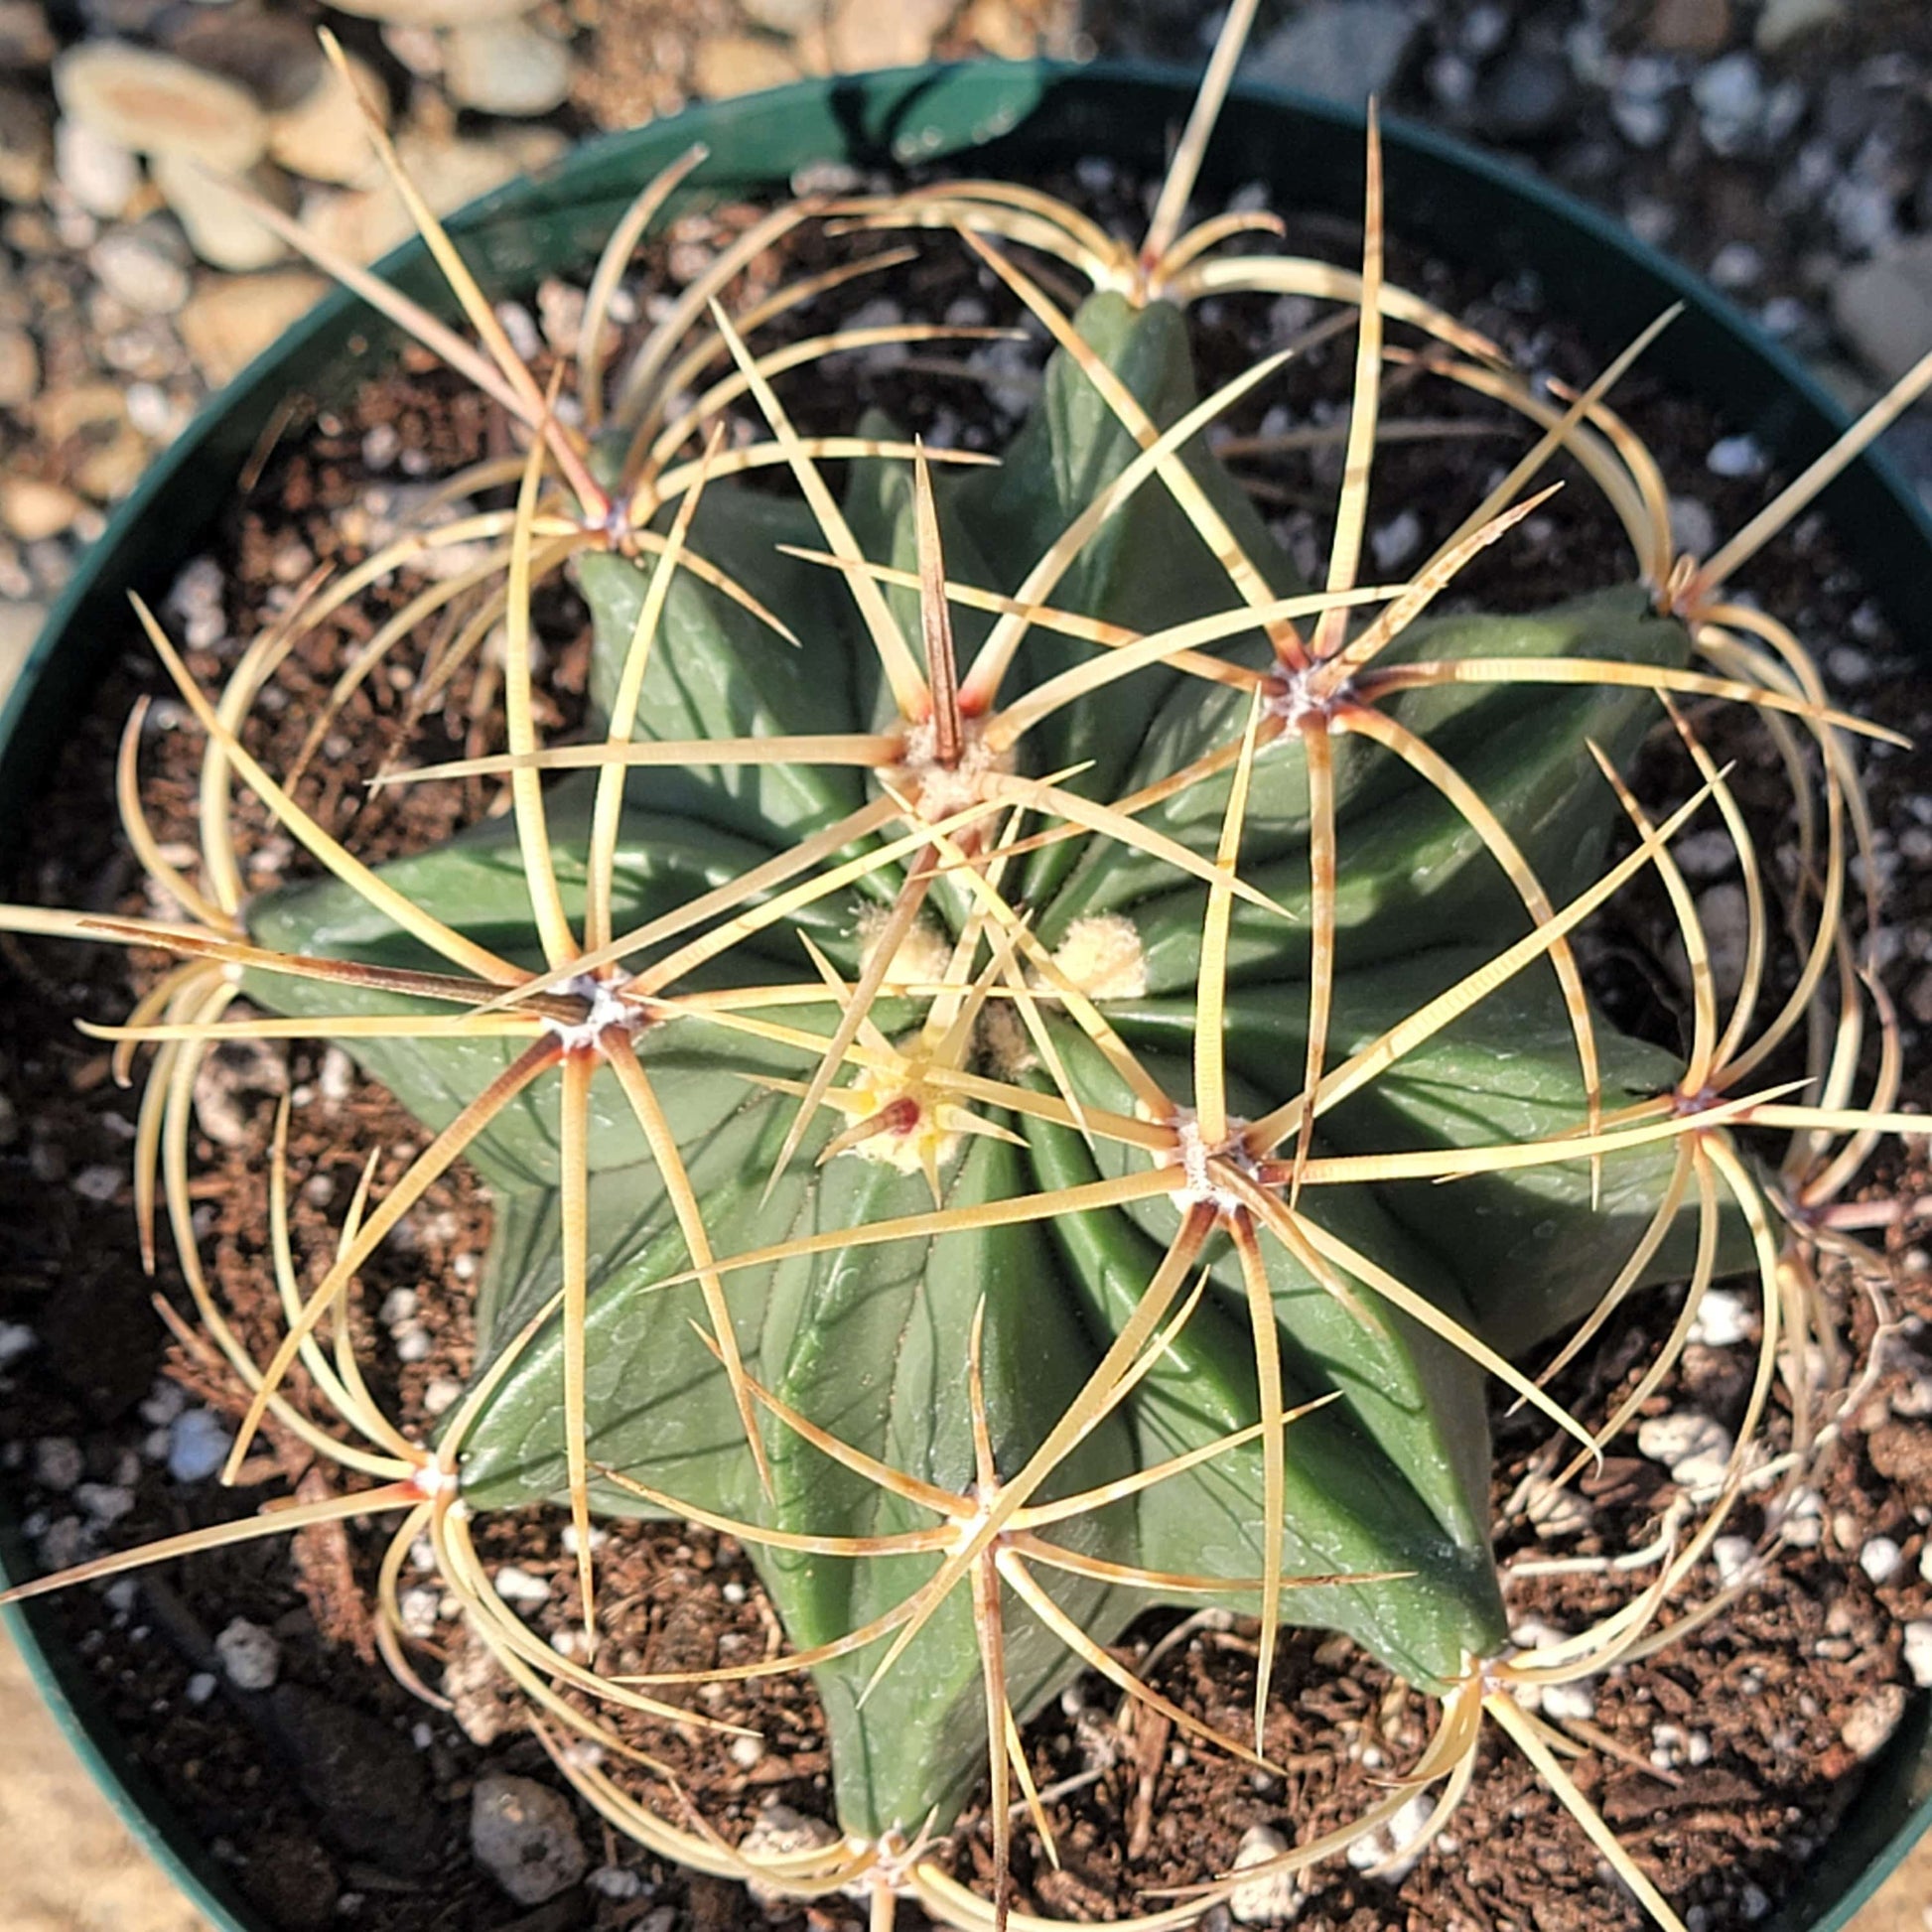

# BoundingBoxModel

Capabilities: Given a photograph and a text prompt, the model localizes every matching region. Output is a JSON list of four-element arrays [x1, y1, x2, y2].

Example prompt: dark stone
[[1471, 45, 1577, 142], [238, 1830, 342, 1932], [266, 1684, 443, 1875], [37, 1256, 161, 1422]]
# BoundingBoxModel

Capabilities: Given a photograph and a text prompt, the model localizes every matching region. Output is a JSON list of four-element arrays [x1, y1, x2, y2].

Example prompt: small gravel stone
[[491, 1564, 550, 1605], [1840, 1684, 1906, 1760], [89, 227, 192, 316], [1540, 1680, 1597, 1724], [1831, 238, 1932, 388], [185, 1671, 218, 1704], [693, 34, 802, 99], [1247, 0, 1423, 106], [827, 0, 954, 69], [166, 1407, 231, 1482], [75, 1481, 133, 1524], [739, 1806, 840, 1907], [1, 476, 82, 541], [0, 1322, 36, 1369], [1756, 0, 1845, 52], [269, 51, 384, 187], [34, 1437, 84, 1490], [178, 267, 327, 385], [445, 19, 572, 117], [1859, 1535, 1903, 1584], [589, 1863, 647, 1899], [1902, 1620, 1932, 1687], [151, 153, 289, 271], [1692, 52, 1765, 154], [1345, 1789, 1437, 1881], [55, 40, 267, 172], [1637, 1411, 1734, 1490], [54, 115, 138, 218], [215, 1616, 282, 1691], [1689, 1287, 1752, 1344], [1707, 433, 1766, 478], [1229, 1823, 1302, 1923], [1695, 882, 1750, 999], [1369, 506, 1423, 571], [470, 1775, 588, 1905], [1713, 1535, 1760, 1587]]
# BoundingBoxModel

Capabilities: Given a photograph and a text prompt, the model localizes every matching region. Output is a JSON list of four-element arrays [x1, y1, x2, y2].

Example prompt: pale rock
[[0, 601, 46, 694], [1712, 1534, 1760, 1588], [1840, 1684, 1905, 1761], [1, 477, 82, 541], [1692, 52, 1765, 155], [1246, 0, 1421, 105], [694, 34, 803, 99], [739, 1806, 839, 1908], [490, 1563, 550, 1605], [1670, 826, 1735, 879], [1860, 1535, 1903, 1585], [214, 1615, 281, 1691], [589, 1864, 647, 1899], [89, 225, 192, 315], [0, 326, 38, 408], [1228, 1824, 1301, 1924], [55, 40, 267, 173], [1755, 0, 1844, 52], [1832, 239, 1932, 389], [1709, 240, 1762, 288], [331, 0, 542, 21], [151, 153, 290, 271], [1695, 882, 1750, 1000], [446, 19, 573, 118], [54, 115, 140, 218], [1689, 1286, 1752, 1345], [1344, 1790, 1437, 1881], [380, 23, 444, 76], [470, 1774, 587, 1905], [743, 0, 826, 30], [1707, 432, 1766, 478], [34, 1437, 84, 1491], [1540, 1679, 1596, 1725], [178, 268, 327, 385], [166, 1408, 231, 1483], [1369, 506, 1423, 572], [828, 0, 955, 69], [1637, 1411, 1733, 1490], [269, 51, 387, 188], [1902, 1619, 1932, 1687]]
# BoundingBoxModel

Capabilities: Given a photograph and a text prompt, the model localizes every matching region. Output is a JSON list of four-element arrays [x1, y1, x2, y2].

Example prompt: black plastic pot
[[3, 60, 1927, 1932]]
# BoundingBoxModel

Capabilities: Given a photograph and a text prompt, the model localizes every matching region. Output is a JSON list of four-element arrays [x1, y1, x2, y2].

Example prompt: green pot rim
[[3, 58, 1926, 1932]]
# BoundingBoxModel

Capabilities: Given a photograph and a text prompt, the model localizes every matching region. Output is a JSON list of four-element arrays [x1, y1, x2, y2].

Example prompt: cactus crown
[[4, 7, 1927, 1928]]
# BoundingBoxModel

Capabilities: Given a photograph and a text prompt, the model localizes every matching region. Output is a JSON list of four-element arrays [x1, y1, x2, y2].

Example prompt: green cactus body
[[240, 285, 1707, 1843]]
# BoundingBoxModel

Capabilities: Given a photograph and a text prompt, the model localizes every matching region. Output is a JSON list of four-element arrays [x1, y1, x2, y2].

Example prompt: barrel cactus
[[6, 7, 1924, 1929]]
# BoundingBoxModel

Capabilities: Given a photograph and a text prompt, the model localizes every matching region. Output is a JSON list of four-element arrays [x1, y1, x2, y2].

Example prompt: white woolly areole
[[1049, 913, 1149, 1001], [1265, 664, 1352, 728], [857, 905, 954, 990], [889, 715, 1011, 823], [1164, 1107, 1260, 1215], [541, 971, 643, 1053]]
